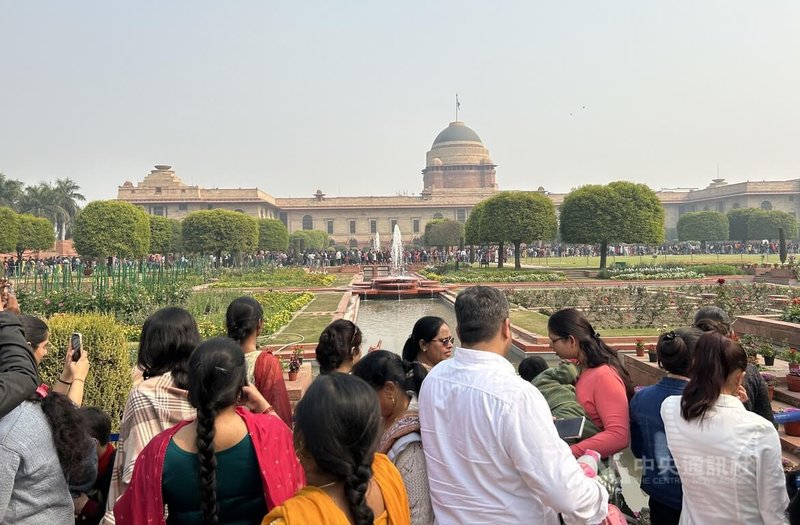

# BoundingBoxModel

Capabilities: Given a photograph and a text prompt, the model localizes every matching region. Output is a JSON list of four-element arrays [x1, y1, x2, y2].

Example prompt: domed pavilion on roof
[[422, 121, 497, 192]]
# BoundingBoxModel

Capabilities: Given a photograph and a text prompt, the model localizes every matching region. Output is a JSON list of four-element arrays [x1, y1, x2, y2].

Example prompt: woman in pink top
[[547, 308, 634, 459]]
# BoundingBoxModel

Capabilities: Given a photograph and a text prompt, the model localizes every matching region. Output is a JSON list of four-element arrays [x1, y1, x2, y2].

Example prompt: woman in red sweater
[[547, 308, 634, 459]]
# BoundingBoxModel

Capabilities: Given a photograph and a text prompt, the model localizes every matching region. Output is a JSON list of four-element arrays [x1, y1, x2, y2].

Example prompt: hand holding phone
[[554, 416, 586, 441]]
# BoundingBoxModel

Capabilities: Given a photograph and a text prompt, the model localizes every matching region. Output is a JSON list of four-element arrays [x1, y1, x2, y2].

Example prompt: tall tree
[[0, 173, 24, 210], [182, 209, 258, 264], [424, 219, 464, 253], [15, 214, 55, 263], [560, 181, 665, 269], [480, 191, 558, 270], [73, 201, 151, 259], [16, 183, 68, 232], [676, 211, 729, 245], [0, 208, 20, 254], [149, 216, 181, 254], [727, 208, 758, 242], [747, 209, 798, 240], [52, 178, 85, 240], [258, 218, 290, 251], [463, 201, 485, 264]]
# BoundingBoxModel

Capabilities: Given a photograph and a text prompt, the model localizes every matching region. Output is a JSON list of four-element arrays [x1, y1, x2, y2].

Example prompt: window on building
[[370, 219, 377, 234], [207, 204, 213, 210], [790, 195, 795, 202], [390, 219, 397, 232], [349, 220, 356, 234], [234, 209, 245, 213], [413, 219, 420, 234], [349, 238, 358, 248], [433, 212, 443, 220], [155, 187, 162, 194], [178, 203, 188, 211], [302, 215, 313, 230], [761, 200, 773, 211], [456, 209, 466, 222], [732, 202, 740, 209], [716, 202, 724, 213], [153, 206, 165, 217], [326, 220, 334, 235], [279, 212, 288, 226]]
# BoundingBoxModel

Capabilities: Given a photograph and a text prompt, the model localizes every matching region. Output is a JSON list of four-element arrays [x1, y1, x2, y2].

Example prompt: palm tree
[[17, 184, 68, 235], [53, 178, 85, 240], [0, 173, 24, 210]]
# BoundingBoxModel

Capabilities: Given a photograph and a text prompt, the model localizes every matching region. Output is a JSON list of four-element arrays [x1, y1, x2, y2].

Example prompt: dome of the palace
[[432, 121, 482, 146]]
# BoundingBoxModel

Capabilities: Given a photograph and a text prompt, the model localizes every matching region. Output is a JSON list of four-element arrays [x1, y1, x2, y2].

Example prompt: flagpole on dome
[[455, 93, 461, 121]]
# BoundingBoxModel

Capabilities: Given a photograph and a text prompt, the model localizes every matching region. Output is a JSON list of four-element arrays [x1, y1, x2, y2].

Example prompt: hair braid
[[343, 463, 374, 525], [196, 405, 219, 525]]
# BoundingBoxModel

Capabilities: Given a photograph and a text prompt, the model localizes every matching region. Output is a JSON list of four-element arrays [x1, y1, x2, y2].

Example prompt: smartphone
[[70, 332, 83, 362], [554, 417, 586, 441]]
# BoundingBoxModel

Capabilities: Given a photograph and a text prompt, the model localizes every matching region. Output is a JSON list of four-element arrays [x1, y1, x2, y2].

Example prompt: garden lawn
[[210, 267, 336, 288], [302, 293, 343, 313], [515, 253, 780, 269], [262, 315, 332, 346]]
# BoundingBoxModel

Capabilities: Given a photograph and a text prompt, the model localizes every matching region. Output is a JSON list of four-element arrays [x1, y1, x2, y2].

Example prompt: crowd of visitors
[[0, 278, 796, 524]]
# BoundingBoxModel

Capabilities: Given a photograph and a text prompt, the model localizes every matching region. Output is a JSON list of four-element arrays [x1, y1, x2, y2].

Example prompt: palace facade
[[117, 121, 800, 246]]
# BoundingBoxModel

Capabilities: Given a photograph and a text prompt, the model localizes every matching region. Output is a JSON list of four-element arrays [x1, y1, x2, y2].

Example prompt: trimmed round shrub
[[40, 314, 133, 431]]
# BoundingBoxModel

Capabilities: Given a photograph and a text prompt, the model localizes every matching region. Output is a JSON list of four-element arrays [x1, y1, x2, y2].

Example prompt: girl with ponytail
[[661, 331, 788, 523], [547, 308, 634, 459], [114, 337, 305, 525], [264, 373, 411, 525], [225, 296, 292, 427], [352, 351, 434, 525]]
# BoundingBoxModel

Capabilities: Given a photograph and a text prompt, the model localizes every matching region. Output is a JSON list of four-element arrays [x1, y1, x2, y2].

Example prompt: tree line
[[0, 173, 85, 240]]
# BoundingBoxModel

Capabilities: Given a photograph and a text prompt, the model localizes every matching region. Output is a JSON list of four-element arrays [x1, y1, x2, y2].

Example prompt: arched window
[[302, 215, 313, 230], [760, 201, 773, 211], [432, 212, 443, 220]]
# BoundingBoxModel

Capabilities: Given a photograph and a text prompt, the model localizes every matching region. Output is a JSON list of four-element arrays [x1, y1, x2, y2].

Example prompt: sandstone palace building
[[117, 121, 800, 246]]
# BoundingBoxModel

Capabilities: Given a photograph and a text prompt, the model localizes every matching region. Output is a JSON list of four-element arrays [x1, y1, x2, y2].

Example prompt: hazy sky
[[2, 1, 799, 202]]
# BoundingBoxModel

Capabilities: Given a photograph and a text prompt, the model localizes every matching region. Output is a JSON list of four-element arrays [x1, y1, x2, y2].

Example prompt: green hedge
[[41, 314, 133, 431]]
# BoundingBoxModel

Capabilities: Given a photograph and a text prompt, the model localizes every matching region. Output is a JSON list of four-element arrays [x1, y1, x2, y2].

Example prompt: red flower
[[717, 278, 726, 285]]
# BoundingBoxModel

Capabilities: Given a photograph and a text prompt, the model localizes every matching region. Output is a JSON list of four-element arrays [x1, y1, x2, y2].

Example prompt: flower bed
[[418, 267, 566, 284], [606, 266, 701, 280], [506, 283, 793, 330], [210, 268, 335, 288]]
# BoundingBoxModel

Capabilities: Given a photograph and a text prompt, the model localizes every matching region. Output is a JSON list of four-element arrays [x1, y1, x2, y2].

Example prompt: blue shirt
[[629, 377, 687, 510]]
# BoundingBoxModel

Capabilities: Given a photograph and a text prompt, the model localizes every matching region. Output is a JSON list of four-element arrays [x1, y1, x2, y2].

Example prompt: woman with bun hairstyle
[[316, 319, 364, 375], [352, 351, 433, 525], [401, 316, 454, 371], [115, 337, 305, 525], [226, 296, 292, 427], [547, 308, 634, 459], [629, 327, 702, 525], [661, 332, 788, 523], [263, 373, 411, 525]]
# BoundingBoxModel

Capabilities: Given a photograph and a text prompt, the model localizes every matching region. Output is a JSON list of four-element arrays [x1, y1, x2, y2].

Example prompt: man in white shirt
[[419, 286, 609, 524]]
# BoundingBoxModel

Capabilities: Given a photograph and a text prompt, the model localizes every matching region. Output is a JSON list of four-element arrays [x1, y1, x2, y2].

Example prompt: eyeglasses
[[435, 336, 455, 346], [549, 336, 568, 347]]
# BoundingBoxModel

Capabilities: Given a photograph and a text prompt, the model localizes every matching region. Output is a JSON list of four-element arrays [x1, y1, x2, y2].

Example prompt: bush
[[210, 268, 335, 288], [40, 314, 133, 431], [689, 264, 740, 276], [418, 266, 565, 284]]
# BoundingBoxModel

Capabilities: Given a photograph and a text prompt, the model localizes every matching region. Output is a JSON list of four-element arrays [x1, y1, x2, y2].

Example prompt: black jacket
[[0, 311, 39, 418], [744, 363, 774, 425]]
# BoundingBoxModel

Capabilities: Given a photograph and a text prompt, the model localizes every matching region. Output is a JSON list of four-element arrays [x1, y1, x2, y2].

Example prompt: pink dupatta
[[114, 407, 305, 525]]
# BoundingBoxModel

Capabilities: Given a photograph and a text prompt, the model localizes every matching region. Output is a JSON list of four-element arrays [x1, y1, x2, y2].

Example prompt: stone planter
[[785, 420, 800, 437], [788, 374, 800, 392]]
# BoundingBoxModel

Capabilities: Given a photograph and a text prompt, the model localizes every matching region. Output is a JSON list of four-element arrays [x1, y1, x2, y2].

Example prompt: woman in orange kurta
[[263, 374, 411, 525], [226, 296, 293, 427]]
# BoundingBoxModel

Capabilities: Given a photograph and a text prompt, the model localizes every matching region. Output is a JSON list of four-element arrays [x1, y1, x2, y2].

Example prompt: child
[[530, 360, 599, 441], [75, 407, 116, 525]]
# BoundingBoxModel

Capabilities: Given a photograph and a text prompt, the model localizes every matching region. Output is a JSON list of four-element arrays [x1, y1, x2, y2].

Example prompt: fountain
[[390, 224, 403, 275], [352, 225, 445, 299]]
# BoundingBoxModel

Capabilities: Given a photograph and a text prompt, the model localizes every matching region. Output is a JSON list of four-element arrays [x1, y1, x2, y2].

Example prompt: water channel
[[354, 296, 648, 514]]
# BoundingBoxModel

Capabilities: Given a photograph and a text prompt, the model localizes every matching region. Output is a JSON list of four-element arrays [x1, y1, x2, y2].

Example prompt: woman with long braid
[[263, 373, 411, 525], [114, 337, 305, 525], [225, 296, 292, 427]]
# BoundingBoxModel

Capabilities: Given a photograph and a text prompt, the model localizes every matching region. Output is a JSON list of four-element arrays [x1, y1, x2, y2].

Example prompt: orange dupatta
[[262, 453, 410, 525]]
